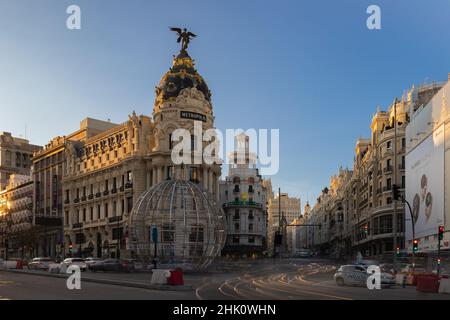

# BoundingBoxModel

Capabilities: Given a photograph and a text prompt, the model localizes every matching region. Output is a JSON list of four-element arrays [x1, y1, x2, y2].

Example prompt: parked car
[[62, 258, 87, 271], [379, 263, 396, 275], [334, 264, 396, 287], [400, 264, 426, 273], [28, 257, 55, 270], [355, 259, 380, 267], [89, 259, 128, 272], [298, 249, 312, 258], [120, 259, 136, 272], [84, 257, 102, 267]]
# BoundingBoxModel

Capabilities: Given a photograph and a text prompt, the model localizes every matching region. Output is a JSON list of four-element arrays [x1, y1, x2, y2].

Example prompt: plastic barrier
[[396, 273, 407, 286], [48, 263, 61, 274], [16, 260, 23, 269], [167, 268, 184, 286], [439, 279, 450, 294], [151, 269, 171, 285], [406, 274, 416, 286], [4, 261, 19, 269], [416, 275, 439, 293]]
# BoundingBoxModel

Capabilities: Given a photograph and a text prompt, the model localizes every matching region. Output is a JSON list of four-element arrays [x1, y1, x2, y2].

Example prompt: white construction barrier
[[396, 274, 407, 285], [48, 263, 61, 274], [151, 269, 171, 285], [439, 279, 450, 294], [3, 261, 20, 269], [59, 263, 68, 274]]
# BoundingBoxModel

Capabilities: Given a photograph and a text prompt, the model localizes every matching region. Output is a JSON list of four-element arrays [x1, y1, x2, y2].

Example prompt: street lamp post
[[116, 217, 121, 259], [403, 199, 415, 272], [393, 98, 399, 267]]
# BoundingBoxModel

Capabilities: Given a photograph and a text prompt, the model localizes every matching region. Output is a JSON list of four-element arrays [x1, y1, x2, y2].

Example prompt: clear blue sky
[[1, 0, 450, 208]]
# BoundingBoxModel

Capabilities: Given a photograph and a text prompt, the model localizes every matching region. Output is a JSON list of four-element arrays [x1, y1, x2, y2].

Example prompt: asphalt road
[[0, 271, 196, 300], [196, 259, 450, 300], [1, 258, 449, 300]]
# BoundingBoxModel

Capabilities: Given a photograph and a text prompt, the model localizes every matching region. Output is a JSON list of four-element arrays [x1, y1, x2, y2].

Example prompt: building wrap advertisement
[[406, 124, 445, 248]]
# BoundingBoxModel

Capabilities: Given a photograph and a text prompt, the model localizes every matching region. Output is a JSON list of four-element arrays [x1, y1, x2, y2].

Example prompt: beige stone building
[[219, 134, 268, 258], [0, 132, 41, 190], [32, 118, 117, 258], [0, 174, 35, 259], [267, 192, 301, 255], [299, 77, 447, 260], [62, 50, 221, 259]]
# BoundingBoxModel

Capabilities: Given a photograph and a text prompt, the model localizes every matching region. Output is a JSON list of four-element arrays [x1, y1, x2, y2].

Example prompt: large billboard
[[406, 124, 445, 243]]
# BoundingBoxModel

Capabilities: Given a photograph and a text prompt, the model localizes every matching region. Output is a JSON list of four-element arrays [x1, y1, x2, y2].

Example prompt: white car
[[84, 257, 102, 267], [28, 257, 55, 270], [297, 249, 312, 258], [62, 258, 87, 271], [334, 264, 396, 287]]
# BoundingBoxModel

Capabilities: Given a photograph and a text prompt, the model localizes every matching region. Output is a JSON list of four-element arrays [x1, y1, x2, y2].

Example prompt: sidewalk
[[0, 268, 194, 291]]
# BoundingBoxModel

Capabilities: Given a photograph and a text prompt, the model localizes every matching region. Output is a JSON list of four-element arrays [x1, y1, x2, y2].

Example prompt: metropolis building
[[34, 40, 221, 258], [61, 46, 222, 259]]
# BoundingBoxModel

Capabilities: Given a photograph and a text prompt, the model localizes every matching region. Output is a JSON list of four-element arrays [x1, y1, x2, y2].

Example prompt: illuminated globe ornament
[[127, 180, 226, 270]]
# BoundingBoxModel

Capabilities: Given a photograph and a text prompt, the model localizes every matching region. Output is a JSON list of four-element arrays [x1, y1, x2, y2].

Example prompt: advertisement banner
[[406, 124, 445, 244]]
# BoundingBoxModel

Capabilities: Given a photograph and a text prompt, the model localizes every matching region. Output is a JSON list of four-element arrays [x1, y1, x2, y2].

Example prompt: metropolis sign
[[180, 111, 207, 122]]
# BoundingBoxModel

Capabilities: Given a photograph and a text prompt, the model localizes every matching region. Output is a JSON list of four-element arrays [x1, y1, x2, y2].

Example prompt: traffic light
[[413, 239, 419, 252], [439, 226, 445, 241], [274, 232, 283, 245], [69, 243, 73, 253], [392, 184, 400, 201], [396, 246, 401, 257], [364, 225, 369, 235], [437, 258, 442, 266]]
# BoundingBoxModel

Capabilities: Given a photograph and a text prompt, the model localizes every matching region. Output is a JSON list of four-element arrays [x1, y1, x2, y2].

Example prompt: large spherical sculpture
[[127, 180, 226, 270]]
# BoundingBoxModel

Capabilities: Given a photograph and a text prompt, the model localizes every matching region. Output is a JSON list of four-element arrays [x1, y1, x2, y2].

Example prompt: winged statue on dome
[[170, 27, 197, 53]]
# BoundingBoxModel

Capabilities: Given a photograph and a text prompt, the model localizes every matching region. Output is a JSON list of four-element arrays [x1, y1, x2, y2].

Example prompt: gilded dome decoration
[[155, 52, 211, 107]]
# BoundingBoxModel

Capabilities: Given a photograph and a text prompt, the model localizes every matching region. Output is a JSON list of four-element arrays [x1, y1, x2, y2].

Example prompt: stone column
[[216, 176, 220, 202], [203, 167, 208, 190], [208, 169, 213, 193], [146, 170, 151, 189], [157, 166, 162, 184], [161, 166, 166, 182], [175, 166, 181, 180], [152, 167, 157, 186]]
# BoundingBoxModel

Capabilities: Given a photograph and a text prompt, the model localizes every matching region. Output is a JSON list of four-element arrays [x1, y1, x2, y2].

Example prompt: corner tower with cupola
[[148, 38, 221, 201]]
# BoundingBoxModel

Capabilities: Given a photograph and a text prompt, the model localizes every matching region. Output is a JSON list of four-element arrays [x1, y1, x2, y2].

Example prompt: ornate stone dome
[[154, 52, 211, 107], [127, 180, 226, 270]]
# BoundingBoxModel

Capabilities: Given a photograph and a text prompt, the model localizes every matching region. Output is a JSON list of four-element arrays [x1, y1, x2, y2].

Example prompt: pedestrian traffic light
[[69, 243, 73, 253], [396, 246, 401, 257], [437, 258, 442, 266], [364, 225, 369, 235], [413, 239, 419, 252], [439, 226, 444, 241], [392, 184, 400, 201]]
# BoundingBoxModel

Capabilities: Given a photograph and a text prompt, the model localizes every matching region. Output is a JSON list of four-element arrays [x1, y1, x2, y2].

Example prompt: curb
[[0, 269, 193, 292]]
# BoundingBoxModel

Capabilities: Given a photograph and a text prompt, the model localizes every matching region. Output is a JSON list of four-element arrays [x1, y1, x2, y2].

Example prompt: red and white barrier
[[439, 278, 450, 294], [2, 260, 23, 269]]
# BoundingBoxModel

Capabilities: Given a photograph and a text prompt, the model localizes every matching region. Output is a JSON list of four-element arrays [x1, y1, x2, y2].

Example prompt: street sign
[[151, 225, 158, 242]]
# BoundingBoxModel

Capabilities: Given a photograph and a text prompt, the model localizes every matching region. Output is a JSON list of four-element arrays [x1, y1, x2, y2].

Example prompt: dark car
[[89, 259, 133, 272]]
